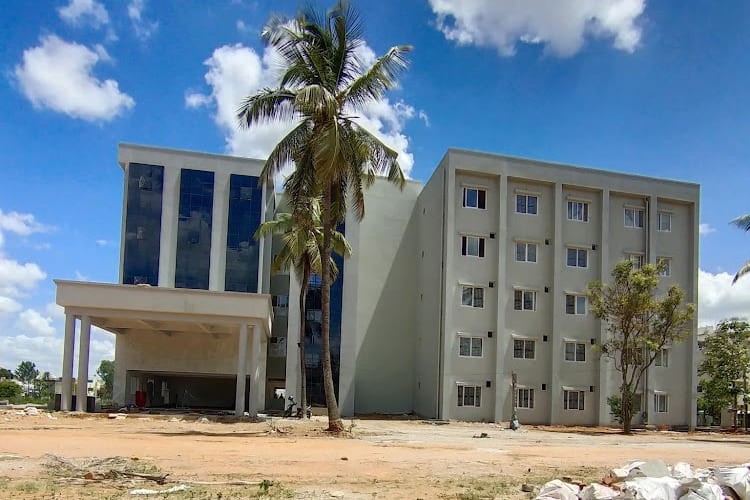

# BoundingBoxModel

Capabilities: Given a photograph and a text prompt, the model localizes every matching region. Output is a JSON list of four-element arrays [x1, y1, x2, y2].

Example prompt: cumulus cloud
[[15, 309, 56, 337], [698, 269, 750, 327], [428, 0, 646, 57], [128, 0, 159, 41], [186, 42, 418, 177], [0, 210, 53, 237], [699, 223, 715, 236], [14, 35, 135, 121], [0, 257, 46, 299], [58, 0, 110, 28], [0, 297, 22, 315]]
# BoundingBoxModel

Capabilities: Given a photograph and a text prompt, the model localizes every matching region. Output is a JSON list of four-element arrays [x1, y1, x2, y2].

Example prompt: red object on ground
[[135, 390, 147, 408]]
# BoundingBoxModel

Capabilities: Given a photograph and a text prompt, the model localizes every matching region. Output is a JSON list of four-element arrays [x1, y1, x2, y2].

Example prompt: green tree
[[15, 361, 39, 396], [238, 1, 410, 432], [0, 381, 22, 399], [587, 260, 694, 434], [731, 215, 750, 283], [33, 371, 54, 401], [255, 193, 350, 417], [0, 367, 12, 380], [698, 320, 750, 425], [96, 360, 115, 401]]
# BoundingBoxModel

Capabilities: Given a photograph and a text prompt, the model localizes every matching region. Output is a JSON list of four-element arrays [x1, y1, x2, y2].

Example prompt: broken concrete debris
[[535, 460, 750, 500]]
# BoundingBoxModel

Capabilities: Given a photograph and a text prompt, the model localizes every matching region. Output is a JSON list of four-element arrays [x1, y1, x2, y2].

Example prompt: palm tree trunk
[[299, 265, 310, 418], [320, 185, 343, 432]]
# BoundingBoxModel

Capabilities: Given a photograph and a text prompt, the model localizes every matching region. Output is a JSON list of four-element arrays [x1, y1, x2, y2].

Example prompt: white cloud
[[0, 256, 46, 298], [0, 210, 53, 237], [45, 302, 65, 320], [58, 0, 110, 28], [187, 42, 417, 177], [95, 239, 111, 246], [699, 223, 715, 236], [15, 309, 56, 337], [428, 0, 646, 57], [698, 269, 750, 327], [74, 270, 89, 281], [14, 35, 135, 121], [236, 20, 252, 33], [0, 297, 22, 315], [128, 0, 159, 41]]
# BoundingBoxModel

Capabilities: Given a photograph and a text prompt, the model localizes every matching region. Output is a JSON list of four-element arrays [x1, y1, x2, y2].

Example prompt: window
[[463, 187, 486, 209], [658, 212, 672, 232], [457, 385, 481, 407], [565, 295, 586, 315], [459, 336, 483, 358], [654, 348, 669, 367], [657, 257, 671, 277], [515, 241, 538, 263], [564, 342, 586, 362], [624, 207, 645, 228], [517, 388, 534, 409], [654, 393, 668, 413], [461, 235, 486, 258], [567, 200, 589, 222], [564, 390, 585, 410], [514, 289, 537, 311], [632, 393, 643, 413], [513, 339, 535, 359], [566, 247, 588, 268], [627, 253, 645, 270], [516, 194, 538, 215], [461, 286, 484, 308]]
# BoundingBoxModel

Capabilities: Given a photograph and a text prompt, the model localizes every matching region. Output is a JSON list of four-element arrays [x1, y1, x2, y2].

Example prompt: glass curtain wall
[[122, 163, 163, 286]]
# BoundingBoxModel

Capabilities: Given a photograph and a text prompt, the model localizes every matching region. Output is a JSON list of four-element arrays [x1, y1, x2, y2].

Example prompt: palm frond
[[259, 119, 312, 185], [237, 88, 297, 127], [733, 261, 750, 284], [341, 45, 412, 110], [730, 214, 750, 232]]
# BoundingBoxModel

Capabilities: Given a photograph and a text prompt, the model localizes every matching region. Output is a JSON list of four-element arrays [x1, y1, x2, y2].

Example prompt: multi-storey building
[[55, 144, 699, 428]]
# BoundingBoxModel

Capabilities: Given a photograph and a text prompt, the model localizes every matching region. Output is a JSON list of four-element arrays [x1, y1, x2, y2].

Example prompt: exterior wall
[[430, 149, 699, 425], [339, 179, 421, 415], [414, 162, 445, 418]]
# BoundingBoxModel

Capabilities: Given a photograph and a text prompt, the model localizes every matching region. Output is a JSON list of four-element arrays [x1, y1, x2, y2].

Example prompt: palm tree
[[238, 1, 410, 431], [254, 188, 350, 418], [731, 214, 750, 283]]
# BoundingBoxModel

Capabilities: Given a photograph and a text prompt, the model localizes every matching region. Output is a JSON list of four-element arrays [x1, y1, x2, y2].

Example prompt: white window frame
[[516, 387, 535, 409], [624, 206, 645, 229], [566, 247, 588, 268], [567, 200, 589, 222], [513, 289, 537, 311], [515, 241, 538, 263], [515, 193, 538, 215], [463, 187, 487, 210], [657, 211, 672, 232], [458, 335, 483, 358], [626, 253, 645, 270], [564, 341, 586, 362], [657, 256, 672, 277], [654, 392, 668, 413], [513, 338, 536, 360], [461, 235, 486, 258], [457, 384, 481, 407], [563, 390, 585, 411], [654, 347, 669, 368], [565, 294, 586, 315], [461, 285, 484, 309]]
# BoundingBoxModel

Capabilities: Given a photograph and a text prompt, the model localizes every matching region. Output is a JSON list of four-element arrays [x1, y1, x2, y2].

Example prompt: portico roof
[[54, 280, 273, 338]]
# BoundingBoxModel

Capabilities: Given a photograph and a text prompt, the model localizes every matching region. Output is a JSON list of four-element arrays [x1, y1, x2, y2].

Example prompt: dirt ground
[[0, 410, 748, 499]]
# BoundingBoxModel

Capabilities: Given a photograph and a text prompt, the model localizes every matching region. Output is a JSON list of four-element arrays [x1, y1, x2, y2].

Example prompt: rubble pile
[[536, 460, 750, 500]]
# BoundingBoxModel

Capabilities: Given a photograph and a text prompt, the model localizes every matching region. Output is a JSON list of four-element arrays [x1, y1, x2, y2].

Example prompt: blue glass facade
[[303, 226, 345, 406], [175, 169, 214, 290], [224, 174, 262, 293], [122, 163, 163, 286]]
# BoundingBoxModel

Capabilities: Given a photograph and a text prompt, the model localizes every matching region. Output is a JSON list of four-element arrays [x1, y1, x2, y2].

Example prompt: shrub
[[0, 381, 22, 399]]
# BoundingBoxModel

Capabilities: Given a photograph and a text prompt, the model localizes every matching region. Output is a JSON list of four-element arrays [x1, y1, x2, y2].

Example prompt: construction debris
[[535, 460, 750, 500], [130, 484, 189, 496]]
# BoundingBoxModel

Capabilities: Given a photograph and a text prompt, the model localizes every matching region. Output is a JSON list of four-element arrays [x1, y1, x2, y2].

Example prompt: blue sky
[[1, 0, 749, 376]]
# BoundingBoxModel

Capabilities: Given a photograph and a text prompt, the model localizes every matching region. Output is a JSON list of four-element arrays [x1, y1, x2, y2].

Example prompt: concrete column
[[209, 171, 230, 291], [549, 183, 564, 424], [159, 166, 180, 287], [249, 325, 261, 415], [61, 313, 76, 411], [494, 174, 509, 422], [76, 316, 91, 411], [235, 323, 249, 416], [285, 272, 301, 404], [338, 204, 360, 417]]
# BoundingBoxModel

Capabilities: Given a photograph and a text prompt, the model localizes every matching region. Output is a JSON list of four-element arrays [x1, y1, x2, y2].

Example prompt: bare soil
[[0, 410, 747, 499]]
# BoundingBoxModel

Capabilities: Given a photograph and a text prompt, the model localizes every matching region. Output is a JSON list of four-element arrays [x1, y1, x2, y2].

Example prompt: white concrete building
[[56, 144, 699, 427]]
